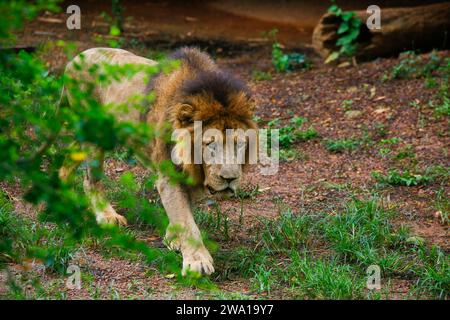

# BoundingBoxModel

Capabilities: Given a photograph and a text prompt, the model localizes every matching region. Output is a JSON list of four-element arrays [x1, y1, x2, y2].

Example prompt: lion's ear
[[177, 103, 195, 125]]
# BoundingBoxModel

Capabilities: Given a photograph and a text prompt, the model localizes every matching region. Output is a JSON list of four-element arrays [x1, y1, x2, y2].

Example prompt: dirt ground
[[1, 2, 449, 299]]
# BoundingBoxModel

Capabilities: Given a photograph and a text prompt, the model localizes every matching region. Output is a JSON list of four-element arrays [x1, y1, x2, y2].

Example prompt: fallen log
[[312, 2, 450, 60]]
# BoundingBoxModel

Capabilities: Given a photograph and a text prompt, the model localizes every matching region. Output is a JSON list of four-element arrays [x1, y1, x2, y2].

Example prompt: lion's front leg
[[156, 175, 214, 276], [83, 149, 127, 226]]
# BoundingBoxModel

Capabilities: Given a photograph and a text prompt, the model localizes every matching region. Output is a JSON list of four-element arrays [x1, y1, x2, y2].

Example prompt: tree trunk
[[312, 2, 450, 60]]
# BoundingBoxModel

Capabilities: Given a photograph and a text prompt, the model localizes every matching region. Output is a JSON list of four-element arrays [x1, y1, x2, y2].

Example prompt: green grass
[[0, 190, 78, 274], [279, 149, 308, 162], [251, 69, 272, 81], [321, 199, 411, 275], [429, 82, 450, 118], [0, 190, 84, 299], [105, 171, 168, 233], [0, 191, 29, 265], [393, 144, 416, 161], [4, 186, 448, 299], [372, 166, 448, 187], [371, 170, 433, 186], [412, 245, 449, 299], [324, 138, 360, 152], [281, 252, 365, 299], [195, 206, 231, 243], [268, 117, 318, 148], [236, 184, 261, 200], [386, 51, 443, 81], [434, 188, 449, 224], [260, 209, 314, 252], [341, 99, 354, 110], [211, 196, 448, 299]]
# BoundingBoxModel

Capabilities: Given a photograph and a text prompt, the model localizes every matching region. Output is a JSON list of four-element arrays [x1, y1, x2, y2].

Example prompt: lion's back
[[65, 48, 158, 123]]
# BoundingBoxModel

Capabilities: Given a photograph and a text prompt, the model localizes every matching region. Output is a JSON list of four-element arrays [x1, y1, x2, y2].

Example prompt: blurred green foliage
[[0, 0, 197, 291]]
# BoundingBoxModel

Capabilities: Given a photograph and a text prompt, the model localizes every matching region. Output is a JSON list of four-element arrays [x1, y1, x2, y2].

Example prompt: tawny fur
[[63, 47, 256, 275]]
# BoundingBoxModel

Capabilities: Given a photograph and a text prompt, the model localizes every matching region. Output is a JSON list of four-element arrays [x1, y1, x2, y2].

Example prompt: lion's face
[[201, 131, 247, 199], [172, 90, 257, 199], [172, 72, 257, 198]]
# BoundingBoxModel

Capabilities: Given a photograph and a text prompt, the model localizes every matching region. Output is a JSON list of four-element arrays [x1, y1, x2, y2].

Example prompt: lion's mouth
[[207, 185, 235, 196]]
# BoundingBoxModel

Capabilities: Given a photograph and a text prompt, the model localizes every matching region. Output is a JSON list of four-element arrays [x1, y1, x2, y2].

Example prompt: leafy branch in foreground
[[0, 1, 209, 291]]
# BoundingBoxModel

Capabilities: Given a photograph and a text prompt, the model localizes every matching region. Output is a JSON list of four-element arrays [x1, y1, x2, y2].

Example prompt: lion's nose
[[220, 176, 237, 183], [219, 165, 240, 183]]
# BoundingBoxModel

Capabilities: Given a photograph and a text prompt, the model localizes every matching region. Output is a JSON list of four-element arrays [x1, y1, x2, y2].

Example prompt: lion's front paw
[[95, 205, 127, 226], [182, 247, 214, 276]]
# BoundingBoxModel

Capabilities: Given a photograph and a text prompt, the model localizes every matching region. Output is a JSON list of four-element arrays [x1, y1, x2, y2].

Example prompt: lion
[[61, 47, 257, 275]]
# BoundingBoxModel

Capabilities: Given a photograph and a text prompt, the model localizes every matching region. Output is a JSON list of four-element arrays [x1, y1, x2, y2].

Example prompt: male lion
[[61, 47, 257, 275]]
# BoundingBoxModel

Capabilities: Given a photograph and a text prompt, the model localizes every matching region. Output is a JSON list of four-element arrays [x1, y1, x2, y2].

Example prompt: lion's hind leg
[[59, 147, 83, 182]]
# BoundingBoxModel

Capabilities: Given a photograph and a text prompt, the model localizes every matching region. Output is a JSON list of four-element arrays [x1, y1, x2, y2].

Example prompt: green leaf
[[337, 22, 349, 34], [110, 25, 121, 37], [351, 18, 362, 28], [325, 51, 340, 64], [341, 12, 354, 22], [327, 4, 340, 14]]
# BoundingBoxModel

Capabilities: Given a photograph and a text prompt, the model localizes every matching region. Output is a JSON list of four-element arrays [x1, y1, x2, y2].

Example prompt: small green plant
[[341, 99, 354, 110], [279, 149, 307, 161], [386, 51, 444, 81], [324, 138, 360, 152], [268, 117, 318, 150], [272, 43, 310, 72], [393, 144, 416, 161], [378, 148, 391, 158], [97, 1, 126, 48], [378, 137, 401, 158], [373, 122, 388, 139], [390, 51, 423, 80], [268, 29, 310, 72], [429, 82, 450, 118], [251, 69, 272, 81], [379, 137, 401, 145], [326, 2, 362, 63], [371, 170, 433, 186]]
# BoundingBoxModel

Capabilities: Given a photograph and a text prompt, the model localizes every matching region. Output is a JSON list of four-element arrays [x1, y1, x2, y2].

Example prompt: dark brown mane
[[181, 70, 250, 107], [169, 47, 209, 71], [170, 47, 251, 107]]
